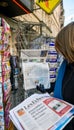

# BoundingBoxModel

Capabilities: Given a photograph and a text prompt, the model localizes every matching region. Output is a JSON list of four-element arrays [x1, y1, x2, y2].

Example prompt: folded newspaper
[[9, 93, 74, 130]]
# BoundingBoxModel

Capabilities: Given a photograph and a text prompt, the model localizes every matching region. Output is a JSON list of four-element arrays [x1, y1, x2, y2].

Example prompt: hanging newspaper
[[20, 49, 48, 62], [20, 49, 50, 90], [9, 93, 74, 130], [22, 62, 50, 90]]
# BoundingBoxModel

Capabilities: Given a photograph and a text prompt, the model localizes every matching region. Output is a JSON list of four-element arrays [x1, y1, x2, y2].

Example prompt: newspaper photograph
[[9, 93, 74, 130]]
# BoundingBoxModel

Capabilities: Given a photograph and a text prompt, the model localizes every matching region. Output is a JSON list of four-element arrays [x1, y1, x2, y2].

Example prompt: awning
[[0, 0, 33, 17]]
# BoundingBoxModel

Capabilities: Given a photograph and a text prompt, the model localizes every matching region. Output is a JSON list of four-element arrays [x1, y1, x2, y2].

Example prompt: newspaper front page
[[9, 93, 74, 130], [20, 49, 50, 90], [22, 62, 50, 90]]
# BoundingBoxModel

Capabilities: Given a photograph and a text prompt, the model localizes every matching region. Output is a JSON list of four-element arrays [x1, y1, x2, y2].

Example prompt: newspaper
[[9, 93, 74, 130], [20, 49, 50, 90], [21, 49, 48, 59], [22, 62, 50, 90]]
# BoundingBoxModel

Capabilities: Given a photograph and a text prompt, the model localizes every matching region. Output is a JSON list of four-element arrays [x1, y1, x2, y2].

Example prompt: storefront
[[0, 0, 64, 130]]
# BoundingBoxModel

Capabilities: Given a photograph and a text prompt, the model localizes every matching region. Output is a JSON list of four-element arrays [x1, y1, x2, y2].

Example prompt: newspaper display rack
[[20, 49, 50, 98]]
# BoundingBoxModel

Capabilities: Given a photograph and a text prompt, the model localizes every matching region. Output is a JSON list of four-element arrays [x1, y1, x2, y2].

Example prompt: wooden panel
[[8, 121, 15, 130]]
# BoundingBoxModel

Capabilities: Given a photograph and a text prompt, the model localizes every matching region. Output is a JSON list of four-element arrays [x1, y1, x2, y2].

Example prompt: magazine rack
[[0, 18, 12, 130]]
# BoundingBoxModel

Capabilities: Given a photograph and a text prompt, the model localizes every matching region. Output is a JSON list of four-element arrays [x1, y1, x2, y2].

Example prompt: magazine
[[9, 93, 74, 130]]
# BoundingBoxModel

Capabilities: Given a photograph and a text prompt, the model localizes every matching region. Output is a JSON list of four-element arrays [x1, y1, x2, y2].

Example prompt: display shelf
[[0, 18, 12, 130]]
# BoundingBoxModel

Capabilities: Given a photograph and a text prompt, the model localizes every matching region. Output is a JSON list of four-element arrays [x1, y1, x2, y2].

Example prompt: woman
[[53, 22, 74, 130], [37, 22, 74, 104], [54, 22, 74, 103], [37, 22, 74, 129]]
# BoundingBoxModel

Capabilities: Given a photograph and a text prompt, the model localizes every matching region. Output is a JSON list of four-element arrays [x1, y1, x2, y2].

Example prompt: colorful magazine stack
[[0, 18, 11, 130]]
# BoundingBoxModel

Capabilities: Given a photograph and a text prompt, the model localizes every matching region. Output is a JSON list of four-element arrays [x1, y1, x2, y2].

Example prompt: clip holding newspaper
[[9, 93, 74, 130]]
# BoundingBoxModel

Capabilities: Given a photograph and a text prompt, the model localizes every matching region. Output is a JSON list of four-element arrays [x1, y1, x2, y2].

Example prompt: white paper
[[9, 93, 74, 130], [21, 49, 48, 59], [22, 62, 50, 90]]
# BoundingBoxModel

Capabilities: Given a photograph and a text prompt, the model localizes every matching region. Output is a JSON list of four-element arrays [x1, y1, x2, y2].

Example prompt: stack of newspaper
[[9, 93, 74, 130]]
